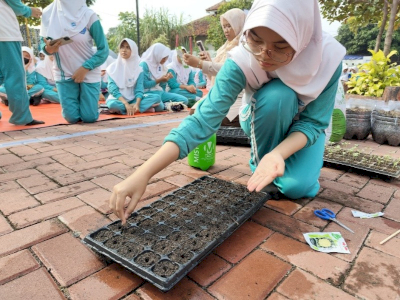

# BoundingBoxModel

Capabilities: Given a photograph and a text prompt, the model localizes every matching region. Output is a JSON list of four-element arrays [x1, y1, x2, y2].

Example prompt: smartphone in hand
[[196, 40, 205, 52], [49, 37, 73, 46]]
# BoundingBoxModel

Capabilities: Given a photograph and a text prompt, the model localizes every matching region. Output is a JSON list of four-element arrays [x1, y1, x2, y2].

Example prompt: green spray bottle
[[187, 133, 216, 171]]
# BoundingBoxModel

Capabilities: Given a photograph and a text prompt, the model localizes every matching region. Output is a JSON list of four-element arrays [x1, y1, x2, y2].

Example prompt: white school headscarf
[[21, 46, 36, 74], [36, 54, 55, 81], [140, 43, 171, 79], [167, 48, 192, 85], [229, 0, 346, 109], [40, 0, 95, 39], [107, 39, 142, 99]]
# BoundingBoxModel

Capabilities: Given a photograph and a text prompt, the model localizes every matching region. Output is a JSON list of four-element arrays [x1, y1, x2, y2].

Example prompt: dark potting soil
[[152, 260, 180, 278], [84, 176, 269, 291], [375, 109, 400, 118]]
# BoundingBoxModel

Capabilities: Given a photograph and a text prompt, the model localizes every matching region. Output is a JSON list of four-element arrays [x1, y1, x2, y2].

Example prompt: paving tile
[[35, 181, 98, 203], [265, 199, 302, 215], [0, 154, 24, 167], [336, 207, 400, 235], [208, 250, 291, 300], [54, 168, 110, 186], [22, 149, 66, 161], [384, 197, 400, 223], [81, 150, 125, 162], [58, 206, 110, 239], [8, 146, 39, 157], [277, 269, 357, 300], [122, 294, 141, 300], [51, 153, 85, 168], [8, 197, 85, 229], [214, 167, 245, 181], [324, 220, 370, 262], [68, 264, 143, 300], [0, 220, 67, 257], [70, 158, 116, 172], [216, 150, 235, 161], [319, 167, 345, 180], [0, 188, 40, 216], [0, 250, 40, 285], [64, 146, 93, 156], [0, 268, 65, 300], [207, 159, 238, 174], [148, 169, 178, 183], [319, 179, 360, 195], [293, 197, 343, 228], [32, 233, 105, 286], [344, 247, 400, 300], [137, 277, 214, 300], [163, 174, 194, 187], [319, 189, 384, 213], [0, 169, 40, 183], [166, 163, 210, 179], [0, 180, 19, 193], [214, 221, 273, 263], [266, 292, 290, 300], [337, 173, 369, 188], [356, 183, 395, 204], [141, 181, 177, 200], [111, 155, 146, 168], [17, 174, 59, 194], [188, 253, 231, 287], [261, 233, 350, 285], [0, 215, 12, 236], [91, 174, 123, 191], [252, 207, 319, 241], [3, 157, 54, 172], [233, 174, 250, 186], [101, 162, 133, 175], [36, 162, 74, 178], [77, 188, 111, 214], [365, 230, 400, 259]]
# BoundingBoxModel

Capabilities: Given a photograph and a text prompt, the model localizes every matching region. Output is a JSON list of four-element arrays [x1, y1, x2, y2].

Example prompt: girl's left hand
[[72, 66, 89, 83], [247, 151, 285, 192]]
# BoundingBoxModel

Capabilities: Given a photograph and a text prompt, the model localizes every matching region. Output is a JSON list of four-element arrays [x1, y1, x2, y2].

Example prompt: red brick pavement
[[0, 113, 399, 299]]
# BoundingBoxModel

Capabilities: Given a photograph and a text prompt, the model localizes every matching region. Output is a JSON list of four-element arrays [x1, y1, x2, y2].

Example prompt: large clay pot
[[344, 109, 372, 140], [371, 111, 400, 146]]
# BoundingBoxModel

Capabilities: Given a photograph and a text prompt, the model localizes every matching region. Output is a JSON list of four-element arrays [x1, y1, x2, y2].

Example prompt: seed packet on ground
[[303, 232, 350, 254], [351, 210, 384, 219]]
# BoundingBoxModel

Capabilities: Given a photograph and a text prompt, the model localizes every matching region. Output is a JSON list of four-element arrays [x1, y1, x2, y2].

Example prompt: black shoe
[[0, 96, 8, 107], [26, 119, 45, 125], [31, 96, 41, 106]]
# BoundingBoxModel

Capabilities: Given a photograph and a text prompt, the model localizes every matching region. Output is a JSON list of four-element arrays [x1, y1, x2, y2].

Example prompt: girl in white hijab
[[106, 39, 163, 115], [166, 48, 203, 106], [40, 0, 109, 123], [0, 46, 44, 106], [139, 43, 188, 107], [36, 53, 60, 103], [108, 0, 346, 224]]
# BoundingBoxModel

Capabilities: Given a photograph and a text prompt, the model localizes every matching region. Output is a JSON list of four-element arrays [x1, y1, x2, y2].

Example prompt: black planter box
[[83, 176, 269, 291], [216, 127, 251, 146]]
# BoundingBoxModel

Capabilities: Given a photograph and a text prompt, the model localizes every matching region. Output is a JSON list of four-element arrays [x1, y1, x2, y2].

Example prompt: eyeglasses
[[241, 31, 295, 63]]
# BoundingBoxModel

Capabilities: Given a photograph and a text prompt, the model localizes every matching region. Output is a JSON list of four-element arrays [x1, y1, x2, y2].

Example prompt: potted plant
[[371, 101, 400, 146]]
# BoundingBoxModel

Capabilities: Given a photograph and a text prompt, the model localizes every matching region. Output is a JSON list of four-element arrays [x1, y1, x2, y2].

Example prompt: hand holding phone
[[196, 40, 205, 52], [49, 37, 73, 46]]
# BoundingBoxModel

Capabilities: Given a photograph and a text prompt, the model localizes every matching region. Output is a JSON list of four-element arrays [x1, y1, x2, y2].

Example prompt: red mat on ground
[[0, 102, 170, 132]]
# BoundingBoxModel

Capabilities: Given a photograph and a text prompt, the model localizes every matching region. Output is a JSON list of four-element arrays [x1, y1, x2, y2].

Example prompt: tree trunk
[[375, 1, 388, 52], [24, 18, 31, 48], [383, 0, 400, 56]]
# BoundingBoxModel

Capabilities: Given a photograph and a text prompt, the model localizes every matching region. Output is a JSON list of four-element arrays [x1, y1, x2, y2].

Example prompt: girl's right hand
[[183, 53, 200, 68], [109, 171, 149, 224], [199, 51, 211, 61], [43, 38, 61, 54]]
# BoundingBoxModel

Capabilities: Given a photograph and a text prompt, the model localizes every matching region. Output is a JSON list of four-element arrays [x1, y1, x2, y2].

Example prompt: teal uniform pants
[[240, 79, 325, 199], [42, 89, 60, 103], [196, 81, 206, 88], [0, 84, 44, 99], [107, 93, 164, 114], [146, 90, 189, 106], [56, 79, 100, 123], [168, 88, 203, 101], [0, 42, 33, 125]]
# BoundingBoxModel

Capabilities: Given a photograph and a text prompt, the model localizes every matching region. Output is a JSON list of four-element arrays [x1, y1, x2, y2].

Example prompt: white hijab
[[21, 46, 36, 74], [40, 0, 95, 39], [167, 49, 192, 85], [107, 39, 142, 99], [140, 43, 171, 79], [229, 0, 346, 109], [35, 54, 55, 81]]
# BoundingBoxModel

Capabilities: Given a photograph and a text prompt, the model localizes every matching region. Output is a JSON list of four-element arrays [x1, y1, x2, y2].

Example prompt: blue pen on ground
[[314, 208, 355, 234]]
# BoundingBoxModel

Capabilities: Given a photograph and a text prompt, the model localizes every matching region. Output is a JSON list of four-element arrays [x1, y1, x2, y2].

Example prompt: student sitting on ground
[[139, 43, 188, 110], [36, 54, 60, 103], [193, 67, 207, 89], [166, 48, 203, 106], [106, 38, 163, 115], [0, 46, 44, 106]]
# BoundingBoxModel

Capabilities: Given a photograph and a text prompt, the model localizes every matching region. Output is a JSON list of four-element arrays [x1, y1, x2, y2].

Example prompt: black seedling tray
[[324, 157, 400, 178], [217, 127, 250, 146], [83, 176, 269, 291]]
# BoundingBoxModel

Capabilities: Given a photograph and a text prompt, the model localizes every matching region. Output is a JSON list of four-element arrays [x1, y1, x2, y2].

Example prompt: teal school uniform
[[166, 69, 203, 101]]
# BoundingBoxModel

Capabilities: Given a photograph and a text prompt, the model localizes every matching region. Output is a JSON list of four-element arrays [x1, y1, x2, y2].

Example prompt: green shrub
[[347, 50, 400, 97]]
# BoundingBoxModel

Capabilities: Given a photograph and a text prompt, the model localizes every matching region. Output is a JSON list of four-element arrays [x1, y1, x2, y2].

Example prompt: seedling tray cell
[[83, 176, 269, 291], [324, 157, 400, 178], [217, 127, 251, 146]]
